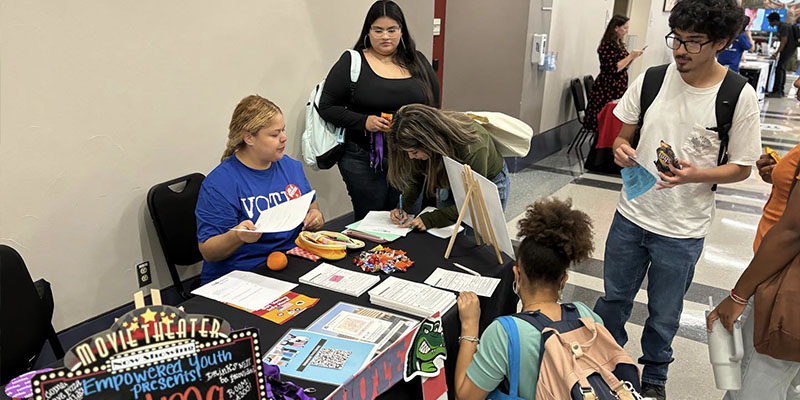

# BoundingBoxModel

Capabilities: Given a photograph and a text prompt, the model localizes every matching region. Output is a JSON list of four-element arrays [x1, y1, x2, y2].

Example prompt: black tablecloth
[[179, 216, 516, 399]]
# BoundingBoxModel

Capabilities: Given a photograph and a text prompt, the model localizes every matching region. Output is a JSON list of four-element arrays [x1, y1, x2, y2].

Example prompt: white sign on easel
[[442, 156, 515, 260]]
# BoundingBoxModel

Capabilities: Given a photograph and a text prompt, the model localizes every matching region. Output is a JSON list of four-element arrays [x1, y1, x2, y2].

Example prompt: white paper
[[299, 263, 380, 297], [356, 211, 412, 237], [423, 267, 501, 297], [368, 277, 456, 319], [191, 270, 297, 311], [419, 206, 465, 239], [442, 157, 515, 258], [232, 190, 315, 233]]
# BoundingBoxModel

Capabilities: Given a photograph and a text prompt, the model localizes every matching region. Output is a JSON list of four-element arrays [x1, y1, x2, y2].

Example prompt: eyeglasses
[[371, 26, 402, 37], [665, 33, 714, 54]]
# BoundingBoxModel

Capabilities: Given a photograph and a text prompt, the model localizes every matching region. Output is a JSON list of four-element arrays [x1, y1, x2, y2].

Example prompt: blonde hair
[[386, 104, 478, 196], [221, 95, 282, 162]]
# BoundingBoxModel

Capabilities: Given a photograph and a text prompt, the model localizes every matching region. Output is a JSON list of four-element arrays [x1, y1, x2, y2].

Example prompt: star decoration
[[161, 315, 174, 325], [129, 320, 140, 330], [141, 308, 157, 323]]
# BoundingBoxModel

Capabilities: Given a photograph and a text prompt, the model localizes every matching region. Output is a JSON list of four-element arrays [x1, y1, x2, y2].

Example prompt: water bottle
[[706, 297, 744, 391]]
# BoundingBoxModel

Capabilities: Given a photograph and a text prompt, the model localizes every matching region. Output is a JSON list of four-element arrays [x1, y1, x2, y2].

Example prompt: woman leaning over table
[[195, 95, 324, 284], [386, 104, 509, 231], [708, 143, 800, 399], [318, 0, 440, 221]]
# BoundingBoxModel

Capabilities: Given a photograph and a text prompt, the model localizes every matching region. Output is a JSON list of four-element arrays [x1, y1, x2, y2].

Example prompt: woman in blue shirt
[[195, 95, 324, 283], [717, 18, 754, 73], [453, 198, 601, 400]]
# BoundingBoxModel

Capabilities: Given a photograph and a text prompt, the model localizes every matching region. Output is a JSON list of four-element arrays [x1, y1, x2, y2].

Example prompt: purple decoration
[[4, 368, 53, 399]]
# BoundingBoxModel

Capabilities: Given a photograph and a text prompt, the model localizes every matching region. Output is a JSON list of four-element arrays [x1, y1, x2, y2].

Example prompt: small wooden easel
[[444, 164, 504, 264]]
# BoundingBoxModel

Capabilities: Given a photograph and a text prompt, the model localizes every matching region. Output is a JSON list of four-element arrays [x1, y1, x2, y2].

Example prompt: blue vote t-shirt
[[195, 154, 314, 283], [717, 32, 752, 73]]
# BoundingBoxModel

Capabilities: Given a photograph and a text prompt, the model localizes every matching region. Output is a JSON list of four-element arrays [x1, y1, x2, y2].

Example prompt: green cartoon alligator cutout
[[404, 319, 447, 379]]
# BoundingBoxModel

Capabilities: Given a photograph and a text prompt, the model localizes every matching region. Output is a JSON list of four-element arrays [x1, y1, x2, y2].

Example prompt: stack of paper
[[368, 277, 457, 319], [345, 211, 411, 242], [299, 263, 381, 297], [423, 267, 501, 297], [191, 270, 297, 311]]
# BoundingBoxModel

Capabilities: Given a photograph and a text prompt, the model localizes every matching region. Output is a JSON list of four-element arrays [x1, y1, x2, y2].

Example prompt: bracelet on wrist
[[458, 336, 479, 344], [730, 289, 748, 305]]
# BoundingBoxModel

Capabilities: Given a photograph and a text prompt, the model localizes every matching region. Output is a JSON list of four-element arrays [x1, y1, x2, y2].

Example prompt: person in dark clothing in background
[[767, 12, 796, 97], [318, 0, 440, 221]]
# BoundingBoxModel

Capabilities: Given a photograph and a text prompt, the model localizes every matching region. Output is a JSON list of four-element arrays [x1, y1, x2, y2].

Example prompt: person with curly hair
[[593, 1, 762, 397], [453, 198, 600, 400]]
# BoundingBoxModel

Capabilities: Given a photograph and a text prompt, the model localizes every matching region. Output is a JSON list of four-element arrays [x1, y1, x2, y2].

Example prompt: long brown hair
[[221, 95, 282, 162], [599, 14, 629, 51], [386, 104, 478, 196]]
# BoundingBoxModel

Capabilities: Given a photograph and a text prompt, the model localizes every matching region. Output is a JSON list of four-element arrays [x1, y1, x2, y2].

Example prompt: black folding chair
[[584, 75, 594, 99], [1, 245, 65, 385], [147, 173, 205, 300]]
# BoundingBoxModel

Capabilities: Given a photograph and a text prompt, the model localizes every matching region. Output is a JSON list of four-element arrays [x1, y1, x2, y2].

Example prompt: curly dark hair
[[668, 0, 747, 48], [516, 198, 593, 285]]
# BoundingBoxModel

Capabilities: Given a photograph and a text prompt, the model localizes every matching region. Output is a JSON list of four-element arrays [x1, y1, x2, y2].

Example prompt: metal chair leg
[[568, 127, 585, 154]]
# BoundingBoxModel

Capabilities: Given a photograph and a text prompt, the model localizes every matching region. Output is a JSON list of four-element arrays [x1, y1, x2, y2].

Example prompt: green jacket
[[401, 122, 504, 229]]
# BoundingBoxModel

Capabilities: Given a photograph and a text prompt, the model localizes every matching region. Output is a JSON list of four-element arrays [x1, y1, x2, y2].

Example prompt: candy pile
[[353, 245, 414, 274]]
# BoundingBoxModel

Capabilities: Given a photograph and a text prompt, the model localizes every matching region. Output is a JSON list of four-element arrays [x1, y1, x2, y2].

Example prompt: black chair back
[[147, 173, 205, 299], [1, 245, 64, 385], [570, 78, 586, 123], [584, 75, 594, 98]]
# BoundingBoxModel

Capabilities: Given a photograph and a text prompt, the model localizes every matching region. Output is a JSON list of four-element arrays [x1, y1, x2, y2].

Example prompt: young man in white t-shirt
[[593, 1, 762, 398]]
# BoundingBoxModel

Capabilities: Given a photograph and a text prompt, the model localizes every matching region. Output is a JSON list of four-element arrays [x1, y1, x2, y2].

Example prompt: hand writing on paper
[[303, 209, 324, 231], [233, 220, 262, 243], [657, 159, 698, 189], [390, 208, 408, 224], [399, 216, 427, 231], [457, 291, 481, 334]]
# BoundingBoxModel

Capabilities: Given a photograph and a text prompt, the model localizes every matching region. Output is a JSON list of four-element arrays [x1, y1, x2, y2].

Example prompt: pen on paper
[[453, 262, 480, 277]]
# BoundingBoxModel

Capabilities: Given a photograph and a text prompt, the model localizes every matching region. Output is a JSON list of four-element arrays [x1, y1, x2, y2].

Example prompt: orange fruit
[[267, 251, 288, 271]]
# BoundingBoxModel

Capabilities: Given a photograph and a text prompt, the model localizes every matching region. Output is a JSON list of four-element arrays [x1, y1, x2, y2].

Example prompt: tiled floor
[[502, 75, 800, 399]]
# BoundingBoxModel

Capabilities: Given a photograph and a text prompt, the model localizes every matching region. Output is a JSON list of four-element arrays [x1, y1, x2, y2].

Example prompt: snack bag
[[654, 140, 682, 175], [765, 146, 782, 163]]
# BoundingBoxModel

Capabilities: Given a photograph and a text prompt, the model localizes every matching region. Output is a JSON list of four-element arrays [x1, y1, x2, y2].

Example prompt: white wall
[[539, 0, 615, 132], [0, 0, 433, 331]]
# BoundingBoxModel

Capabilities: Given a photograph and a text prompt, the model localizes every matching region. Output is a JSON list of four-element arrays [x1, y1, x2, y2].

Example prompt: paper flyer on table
[[231, 190, 315, 233], [190, 270, 297, 311], [306, 302, 418, 355], [356, 211, 412, 237], [263, 329, 376, 386], [621, 157, 657, 201], [419, 206, 465, 239], [423, 267, 501, 297], [251, 291, 318, 325]]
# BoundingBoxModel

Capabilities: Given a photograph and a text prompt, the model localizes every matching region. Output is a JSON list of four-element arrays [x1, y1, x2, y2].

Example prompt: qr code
[[311, 348, 352, 370]]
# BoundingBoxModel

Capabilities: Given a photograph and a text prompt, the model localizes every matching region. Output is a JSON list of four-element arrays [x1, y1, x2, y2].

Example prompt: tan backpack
[[486, 304, 642, 400]]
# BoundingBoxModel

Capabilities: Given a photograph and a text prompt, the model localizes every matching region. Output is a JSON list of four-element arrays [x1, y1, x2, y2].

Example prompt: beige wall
[[0, 0, 433, 330], [627, 0, 652, 80], [539, 0, 614, 132], [441, 0, 529, 115], [640, 0, 673, 76]]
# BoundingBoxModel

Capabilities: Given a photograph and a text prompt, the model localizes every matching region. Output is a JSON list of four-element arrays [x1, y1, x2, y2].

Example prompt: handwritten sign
[[29, 305, 266, 400]]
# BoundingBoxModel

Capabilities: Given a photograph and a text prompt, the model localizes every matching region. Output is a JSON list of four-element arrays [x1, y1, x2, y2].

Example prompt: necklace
[[521, 300, 558, 312]]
